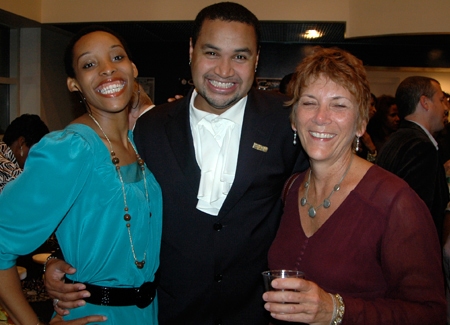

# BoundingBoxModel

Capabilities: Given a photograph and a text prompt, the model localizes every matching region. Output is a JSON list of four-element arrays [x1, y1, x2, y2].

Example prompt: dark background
[[48, 21, 450, 105]]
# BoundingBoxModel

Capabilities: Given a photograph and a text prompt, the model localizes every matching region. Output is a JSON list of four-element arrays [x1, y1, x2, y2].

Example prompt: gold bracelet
[[331, 293, 345, 325]]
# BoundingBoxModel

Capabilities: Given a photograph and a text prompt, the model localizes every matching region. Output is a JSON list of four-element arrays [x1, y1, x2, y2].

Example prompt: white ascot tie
[[189, 90, 246, 216], [195, 115, 236, 215]]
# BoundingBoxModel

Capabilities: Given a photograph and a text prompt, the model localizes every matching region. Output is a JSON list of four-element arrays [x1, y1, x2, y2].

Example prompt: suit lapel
[[165, 93, 201, 193], [219, 89, 276, 217]]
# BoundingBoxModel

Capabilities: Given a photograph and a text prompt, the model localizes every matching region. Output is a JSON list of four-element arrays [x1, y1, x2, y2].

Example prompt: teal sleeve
[[0, 128, 93, 269]]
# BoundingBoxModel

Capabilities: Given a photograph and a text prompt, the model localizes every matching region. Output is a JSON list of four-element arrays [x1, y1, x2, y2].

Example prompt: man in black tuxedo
[[134, 4, 307, 324], [44, 3, 308, 324], [377, 76, 449, 242]]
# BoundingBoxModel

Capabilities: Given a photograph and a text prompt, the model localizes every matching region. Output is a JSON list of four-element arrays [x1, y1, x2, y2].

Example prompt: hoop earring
[[293, 130, 297, 145]]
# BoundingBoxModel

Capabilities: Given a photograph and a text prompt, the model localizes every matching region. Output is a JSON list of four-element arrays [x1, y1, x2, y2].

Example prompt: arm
[[0, 267, 41, 325], [0, 267, 105, 325], [0, 130, 105, 323], [342, 186, 446, 324]]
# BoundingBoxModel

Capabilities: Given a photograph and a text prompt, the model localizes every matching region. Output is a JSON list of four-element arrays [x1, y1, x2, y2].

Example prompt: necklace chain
[[300, 154, 354, 218], [89, 114, 148, 269]]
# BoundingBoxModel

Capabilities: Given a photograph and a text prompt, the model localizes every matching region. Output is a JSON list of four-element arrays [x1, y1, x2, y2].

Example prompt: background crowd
[[0, 2, 449, 325]]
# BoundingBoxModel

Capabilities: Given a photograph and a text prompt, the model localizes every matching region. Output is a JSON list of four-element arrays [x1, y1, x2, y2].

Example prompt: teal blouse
[[0, 124, 162, 324]]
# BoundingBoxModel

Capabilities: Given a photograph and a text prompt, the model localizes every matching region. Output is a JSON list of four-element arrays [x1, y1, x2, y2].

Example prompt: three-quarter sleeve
[[0, 129, 93, 269]]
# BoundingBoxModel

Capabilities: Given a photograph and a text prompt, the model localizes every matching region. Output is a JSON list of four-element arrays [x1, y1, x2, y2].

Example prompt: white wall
[[2, 0, 450, 38], [19, 28, 41, 116], [366, 67, 450, 97]]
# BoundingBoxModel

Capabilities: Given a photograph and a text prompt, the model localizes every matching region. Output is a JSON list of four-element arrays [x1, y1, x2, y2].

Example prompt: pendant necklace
[[89, 113, 148, 269], [300, 154, 353, 218]]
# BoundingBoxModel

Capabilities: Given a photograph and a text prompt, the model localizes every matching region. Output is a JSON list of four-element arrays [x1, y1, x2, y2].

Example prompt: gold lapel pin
[[252, 142, 268, 152]]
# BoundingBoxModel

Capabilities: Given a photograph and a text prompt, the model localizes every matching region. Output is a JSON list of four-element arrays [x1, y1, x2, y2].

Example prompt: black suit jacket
[[376, 120, 448, 241], [134, 88, 308, 325]]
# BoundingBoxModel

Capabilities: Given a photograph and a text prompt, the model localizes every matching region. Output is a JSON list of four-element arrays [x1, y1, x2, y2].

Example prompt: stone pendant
[[308, 207, 316, 218]]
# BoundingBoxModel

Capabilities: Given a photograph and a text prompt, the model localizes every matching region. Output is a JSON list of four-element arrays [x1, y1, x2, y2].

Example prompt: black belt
[[68, 280, 156, 309]]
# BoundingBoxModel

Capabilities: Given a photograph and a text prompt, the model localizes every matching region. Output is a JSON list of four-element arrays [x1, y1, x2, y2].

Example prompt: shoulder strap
[[281, 172, 301, 203]]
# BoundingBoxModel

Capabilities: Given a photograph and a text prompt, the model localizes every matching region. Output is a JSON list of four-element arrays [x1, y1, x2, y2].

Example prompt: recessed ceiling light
[[302, 29, 323, 39]]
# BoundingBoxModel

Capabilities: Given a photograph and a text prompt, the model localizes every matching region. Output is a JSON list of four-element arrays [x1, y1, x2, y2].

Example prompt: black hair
[[192, 2, 260, 49], [279, 73, 294, 95], [3, 114, 49, 147], [64, 25, 133, 78], [395, 76, 439, 119]]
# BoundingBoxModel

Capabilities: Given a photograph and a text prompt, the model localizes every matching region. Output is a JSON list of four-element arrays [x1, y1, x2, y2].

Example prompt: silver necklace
[[89, 114, 148, 269], [300, 154, 353, 218]]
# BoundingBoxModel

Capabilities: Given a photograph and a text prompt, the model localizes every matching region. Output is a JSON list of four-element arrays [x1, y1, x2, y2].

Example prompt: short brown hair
[[395, 76, 439, 119], [287, 47, 371, 131]]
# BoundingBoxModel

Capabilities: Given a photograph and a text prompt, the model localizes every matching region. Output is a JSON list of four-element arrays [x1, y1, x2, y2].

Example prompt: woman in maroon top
[[263, 47, 446, 325]]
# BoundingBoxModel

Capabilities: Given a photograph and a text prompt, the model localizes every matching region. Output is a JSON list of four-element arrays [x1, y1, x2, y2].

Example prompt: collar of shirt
[[407, 120, 438, 150], [189, 89, 247, 128]]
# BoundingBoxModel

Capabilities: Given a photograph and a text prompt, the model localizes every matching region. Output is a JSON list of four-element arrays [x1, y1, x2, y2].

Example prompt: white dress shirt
[[190, 90, 246, 216]]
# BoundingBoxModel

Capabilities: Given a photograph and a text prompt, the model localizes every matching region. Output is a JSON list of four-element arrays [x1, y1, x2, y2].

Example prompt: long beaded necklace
[[89, 113, 148, 269], [300, 154, 353, 218]]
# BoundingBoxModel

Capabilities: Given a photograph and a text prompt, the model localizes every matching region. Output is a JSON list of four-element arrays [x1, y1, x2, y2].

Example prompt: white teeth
[[310, 131, 335, 139], [209, 80, 234, 88], [98, 83, 124, 95]]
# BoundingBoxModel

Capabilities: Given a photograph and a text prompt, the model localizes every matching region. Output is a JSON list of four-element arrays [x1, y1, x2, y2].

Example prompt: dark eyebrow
[[201, 43, 253, 54], [77, 44, 125, 62]]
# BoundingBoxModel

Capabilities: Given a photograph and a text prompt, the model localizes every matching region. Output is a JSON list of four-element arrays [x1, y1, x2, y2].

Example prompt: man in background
[[376, 76, 448, 242]]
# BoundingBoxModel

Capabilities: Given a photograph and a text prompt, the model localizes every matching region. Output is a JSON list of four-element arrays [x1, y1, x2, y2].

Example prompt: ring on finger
[[53, 298, 59, 307]]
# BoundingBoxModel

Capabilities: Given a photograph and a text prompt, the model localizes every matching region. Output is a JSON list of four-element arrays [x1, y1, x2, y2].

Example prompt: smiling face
[[67, 31, 138, 114], [292, 75, 364, 163], [189, 19, 259, 114]]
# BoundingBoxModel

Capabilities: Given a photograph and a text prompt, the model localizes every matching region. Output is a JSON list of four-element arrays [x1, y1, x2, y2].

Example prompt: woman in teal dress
[[0, 26, 162, 325]]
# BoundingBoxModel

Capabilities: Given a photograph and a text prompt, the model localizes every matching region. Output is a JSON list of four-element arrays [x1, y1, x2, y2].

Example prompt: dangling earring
[[20, 146, 23, 157], [293, 130, 297, 145], [189, 59, 191, 65], [355, 136, 361, 152]]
